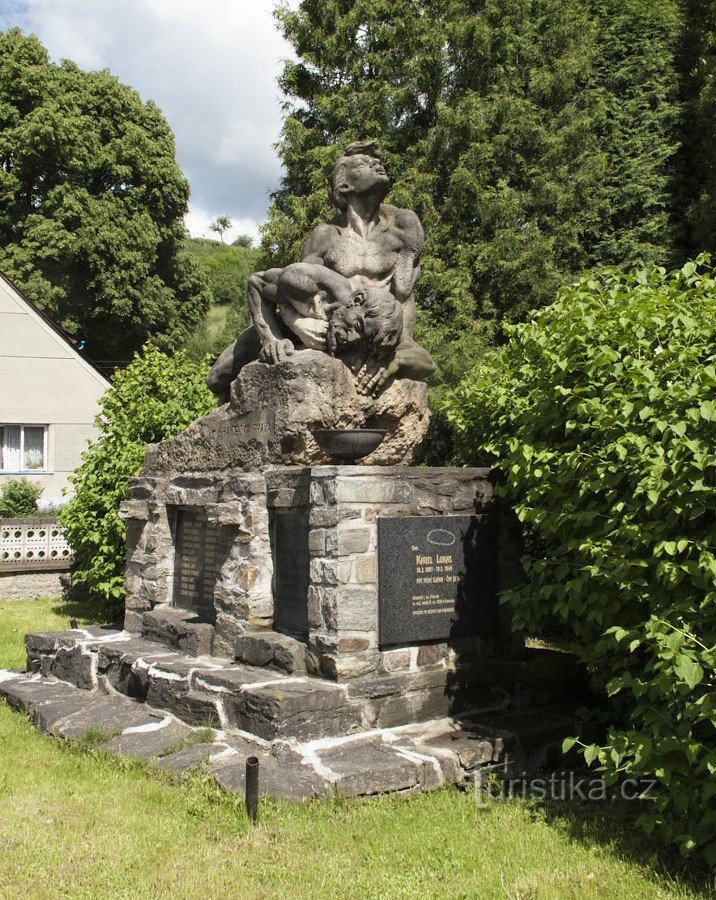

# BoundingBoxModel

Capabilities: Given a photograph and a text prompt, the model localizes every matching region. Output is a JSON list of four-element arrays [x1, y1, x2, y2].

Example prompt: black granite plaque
[[378, 515, 498, 646], [172, 508, 218, 623], [271, 511, 310, 637]]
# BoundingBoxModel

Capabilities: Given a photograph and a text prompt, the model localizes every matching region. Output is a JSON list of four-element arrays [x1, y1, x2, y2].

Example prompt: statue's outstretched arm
[[247, 270, 295, 364]]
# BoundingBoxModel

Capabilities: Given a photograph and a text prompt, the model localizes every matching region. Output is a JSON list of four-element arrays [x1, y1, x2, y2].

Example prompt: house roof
[[0, 269, 111, 389]]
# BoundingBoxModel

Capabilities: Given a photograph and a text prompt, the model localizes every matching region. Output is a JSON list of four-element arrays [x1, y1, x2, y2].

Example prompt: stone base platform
[[0, 626, 585, 801]]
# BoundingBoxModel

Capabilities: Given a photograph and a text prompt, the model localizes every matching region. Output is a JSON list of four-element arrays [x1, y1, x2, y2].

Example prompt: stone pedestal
[[120, 465, 524, 684]]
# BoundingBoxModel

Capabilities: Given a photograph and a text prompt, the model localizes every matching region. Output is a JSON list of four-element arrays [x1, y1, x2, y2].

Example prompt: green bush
[[444, 259, 716, 866], [0, 478, 43, 517], [59, 344, 215, 613]]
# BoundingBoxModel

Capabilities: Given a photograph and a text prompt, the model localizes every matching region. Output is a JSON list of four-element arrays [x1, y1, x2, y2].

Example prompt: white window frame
[[0, 424, 50, 474]]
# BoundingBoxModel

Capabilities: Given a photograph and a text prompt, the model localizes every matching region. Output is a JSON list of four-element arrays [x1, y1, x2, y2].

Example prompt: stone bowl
[[312, 428, 387, 463]]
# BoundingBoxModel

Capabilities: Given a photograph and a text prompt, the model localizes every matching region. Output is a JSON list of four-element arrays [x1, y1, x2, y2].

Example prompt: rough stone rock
[[49, 646, 95, 690], [145, 351, 430, 472], [230, 629, 307, 675]]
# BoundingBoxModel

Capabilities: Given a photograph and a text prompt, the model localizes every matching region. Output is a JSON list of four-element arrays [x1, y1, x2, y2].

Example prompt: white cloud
[[5, 0, 297, 231]]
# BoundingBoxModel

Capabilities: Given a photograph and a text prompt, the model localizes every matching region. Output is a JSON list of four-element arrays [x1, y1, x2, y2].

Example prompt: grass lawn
[[0, 596, 710, 899]]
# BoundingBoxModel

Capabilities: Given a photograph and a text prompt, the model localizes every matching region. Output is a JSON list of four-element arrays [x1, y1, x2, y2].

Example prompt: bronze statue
[[207, 142, 436, 403]]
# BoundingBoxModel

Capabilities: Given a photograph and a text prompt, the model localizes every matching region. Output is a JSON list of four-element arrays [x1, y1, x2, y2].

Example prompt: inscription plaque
[[378, 515, 498, 646], [172, 507, 218, 623], [271, 511, 310, 637]]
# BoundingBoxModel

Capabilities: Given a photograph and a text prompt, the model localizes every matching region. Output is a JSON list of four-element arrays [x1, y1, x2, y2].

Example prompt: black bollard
[[245, 756, 259, 824]]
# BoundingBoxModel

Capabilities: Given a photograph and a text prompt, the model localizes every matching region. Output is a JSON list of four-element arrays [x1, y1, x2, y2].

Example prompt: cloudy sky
[[0, 0, 298, 243]]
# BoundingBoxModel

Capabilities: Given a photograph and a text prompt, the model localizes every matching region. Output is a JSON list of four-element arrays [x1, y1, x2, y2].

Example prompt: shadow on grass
[[50, 594, 122, 629], [522, 792, 713, 895]]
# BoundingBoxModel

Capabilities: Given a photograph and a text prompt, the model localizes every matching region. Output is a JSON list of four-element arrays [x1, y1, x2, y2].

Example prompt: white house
[[0, 271, 110, 507]]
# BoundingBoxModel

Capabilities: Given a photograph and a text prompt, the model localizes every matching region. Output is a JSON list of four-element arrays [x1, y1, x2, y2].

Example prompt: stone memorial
[[1, 142, 585, 800]]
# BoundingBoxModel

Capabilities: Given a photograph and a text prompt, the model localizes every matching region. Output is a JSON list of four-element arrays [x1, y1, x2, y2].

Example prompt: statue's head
[[328, 141, 390, 210], [326, 287, 403, 358], [357, 287, 403, 355]]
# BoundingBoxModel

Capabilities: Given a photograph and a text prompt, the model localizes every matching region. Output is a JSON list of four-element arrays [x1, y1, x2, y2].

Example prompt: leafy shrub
[[0, 478, 42, 517], [59, 344, 215, 612], [444, 259, 716, 866]]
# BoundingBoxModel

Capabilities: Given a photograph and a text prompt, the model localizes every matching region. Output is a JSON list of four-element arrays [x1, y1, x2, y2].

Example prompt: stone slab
[[101, 719, 195, 758], [194, 665, 282, 693], [211, 746, 329, 801], [0, 676, 79, 718], [155, 742, 225, 772], [378, 514, 499, 646], [171, 507, 219, 624], [271, 510, 310, 637], [316, 738, 422, 796], [47, 696, 157, 740]]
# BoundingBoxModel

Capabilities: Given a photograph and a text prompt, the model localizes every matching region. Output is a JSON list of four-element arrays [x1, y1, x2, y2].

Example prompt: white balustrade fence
[[0, 519, 73, 569]]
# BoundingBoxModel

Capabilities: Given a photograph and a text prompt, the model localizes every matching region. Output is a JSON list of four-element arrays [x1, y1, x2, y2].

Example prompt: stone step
[[25, 627, 363, 741], [24, 627, 517, 739], [0, 671, 457, 799], [140, 608, 309, 676], [1, 665, 579, 801], [22, 627, 582, 768]]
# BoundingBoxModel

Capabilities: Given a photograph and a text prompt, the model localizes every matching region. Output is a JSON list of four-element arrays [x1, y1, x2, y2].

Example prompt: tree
[[209, 215, 232, 243], [0, 29, 210, 364], [675, 0, 716, 257], [59, 344, 215, 611], [588, 0, 682, 268], [263, 0, 685, 392], [232, 234, 254, 248]]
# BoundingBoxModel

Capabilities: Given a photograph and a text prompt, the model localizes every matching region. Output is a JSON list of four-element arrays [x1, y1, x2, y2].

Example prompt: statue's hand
[[356, 358, 399, 396], [260, 337, 295, 365]]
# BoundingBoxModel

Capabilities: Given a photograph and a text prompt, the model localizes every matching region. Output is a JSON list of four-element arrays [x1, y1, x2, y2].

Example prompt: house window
[[0, 425, 48, 472]]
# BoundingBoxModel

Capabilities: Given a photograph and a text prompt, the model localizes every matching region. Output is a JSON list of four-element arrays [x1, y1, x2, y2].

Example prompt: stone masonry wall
[[121, 464, 523, 682], [264, 466, 520, 680], [120, 471, 274, 648]]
